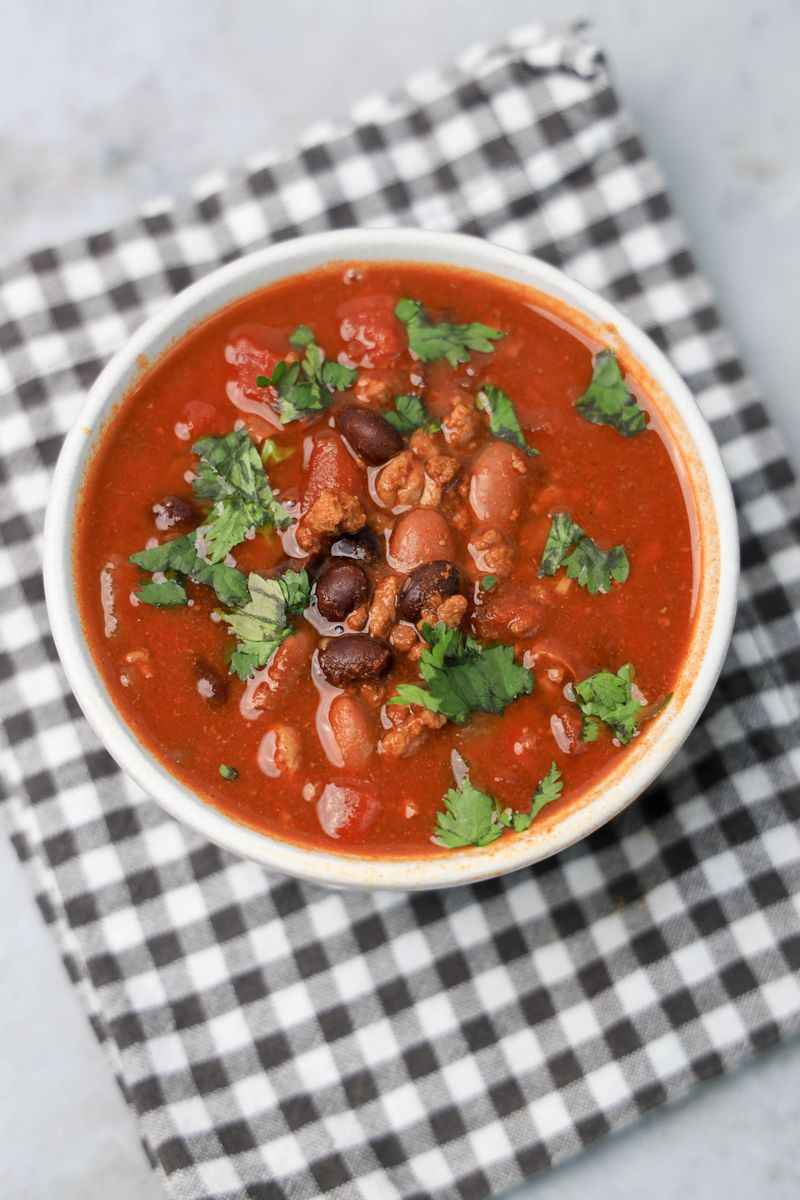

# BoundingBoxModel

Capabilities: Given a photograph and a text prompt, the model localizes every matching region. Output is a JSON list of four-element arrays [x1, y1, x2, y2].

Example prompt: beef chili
[[75, 262, 695, 855]]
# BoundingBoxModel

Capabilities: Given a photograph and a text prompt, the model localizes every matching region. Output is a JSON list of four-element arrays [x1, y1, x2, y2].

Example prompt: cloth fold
[[1, 22, 799, 1200]]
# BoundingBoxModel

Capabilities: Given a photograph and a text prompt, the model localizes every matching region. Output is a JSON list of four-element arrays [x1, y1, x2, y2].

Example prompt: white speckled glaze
[[43, 229, 738, 890]]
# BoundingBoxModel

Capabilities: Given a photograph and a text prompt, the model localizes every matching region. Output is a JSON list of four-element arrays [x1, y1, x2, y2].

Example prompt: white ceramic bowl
[[43, 229, 738, 890]]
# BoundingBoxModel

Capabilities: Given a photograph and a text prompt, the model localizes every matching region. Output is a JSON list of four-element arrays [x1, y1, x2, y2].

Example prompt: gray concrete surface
[[1, 1, 798, 1197]]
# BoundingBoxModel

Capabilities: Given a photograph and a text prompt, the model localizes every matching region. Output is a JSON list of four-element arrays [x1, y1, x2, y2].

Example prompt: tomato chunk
[[316, 782, 379, 840], [338, 297, 402, 368]]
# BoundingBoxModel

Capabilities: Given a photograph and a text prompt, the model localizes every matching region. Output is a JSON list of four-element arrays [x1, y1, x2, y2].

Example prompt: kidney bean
[[302, 433, 366, 509], [316, 560, 369, 622], [469, 441, 527, 525], [331, 527, 381, 564], [246, 629, 315, 713], [318, 635, 392, 686], [194, 660, 229, 708], [388, 508, 455, 574], [329, 694, 375, 768], [152, 495, 197, 531], [550, 704, 586, 755], [336, 406, 403, 465], [398, 560, 462, 623]]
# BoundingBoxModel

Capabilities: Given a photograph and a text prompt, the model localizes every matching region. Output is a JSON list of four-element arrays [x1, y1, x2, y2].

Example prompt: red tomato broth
[[75, 262, 695, 856]]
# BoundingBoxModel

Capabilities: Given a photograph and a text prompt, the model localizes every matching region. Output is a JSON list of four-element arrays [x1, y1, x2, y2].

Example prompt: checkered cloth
[[1, 22, 799, 1200]]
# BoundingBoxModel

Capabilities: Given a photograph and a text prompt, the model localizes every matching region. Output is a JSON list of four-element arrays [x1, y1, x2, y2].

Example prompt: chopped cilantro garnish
[[390, 621, 533, 725], [481, 575, 497, 591], [256, 325, 356, 423], [219, 764, 239, 781], [573, 663, 644, 744], [130, 530, 250, 608], [384, 394, 440, 436], [221, 568, 311, 681], [538, 512, 629, 595], [434, 761, 565, 848], [192, 428, 290, 562], [433, 776, 504, 848], [394, 298, 505, 367], [476, 386, 538, 456], [498, 762, 564, 832], [576, 350, 648, 436], [133, 578, 188, 607]]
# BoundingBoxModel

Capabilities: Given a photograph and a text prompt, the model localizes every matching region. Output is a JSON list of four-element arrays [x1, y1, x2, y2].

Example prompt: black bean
[[336, 406, 403, 465], [331, 527, 381, 564], [398, 560, 463, 623], [318, 636, 392, 686], [153, 495, 197, 531], [194, 660, 229, 708], [316, 560, 369, 622]]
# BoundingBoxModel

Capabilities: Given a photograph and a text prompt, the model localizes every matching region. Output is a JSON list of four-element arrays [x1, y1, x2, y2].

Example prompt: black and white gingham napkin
[[1, 23, 799, 1200]]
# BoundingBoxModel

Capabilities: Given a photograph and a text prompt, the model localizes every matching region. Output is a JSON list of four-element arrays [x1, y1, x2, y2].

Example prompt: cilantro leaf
[[130, 531, 250, 607], [394, 298, 505, 367], [261, 438, 292, 464], [257, 326, 357, 423], [481, 575, 496, 591], [538, 512, 576, 577], [433, 776, 504, 848], [221, 569, 311, 681], [288, 324, 315, 349], [565, 539, 629, 594], [573, 663, 643, 744], [192, 429, 290, 562], [219, 764, 239, 781], [133, 578, 187, 607], [322, 360, 358, 392], [538, 512, 629, 595], [576, 350, 648, 436], [500, 762, 564, 832], [435, 761, 565, 848], [476, 386, 538, 456], [390, 621, 534, 725], [384, 393, 441, 436]]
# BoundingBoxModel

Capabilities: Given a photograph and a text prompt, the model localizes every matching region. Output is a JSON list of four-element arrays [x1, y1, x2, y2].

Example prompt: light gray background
[[1, 1, 798, 1197]]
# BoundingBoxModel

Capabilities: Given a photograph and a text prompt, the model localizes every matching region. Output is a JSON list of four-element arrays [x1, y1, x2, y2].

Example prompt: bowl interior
[[43, 229, 739, 889]]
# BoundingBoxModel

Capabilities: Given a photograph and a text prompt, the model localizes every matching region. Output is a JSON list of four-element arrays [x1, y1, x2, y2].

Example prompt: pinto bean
[[329, 694, 375, 768], [316, 560, 369, 622], [473, 587, 544, 641], [469, 441, 527, 525], [331, 527, 381, 564], [194, 660, 229, 708], [318, 635, 393, 686], [258, 724, 302, 776], [336, 406, 403, 465], [398, 560, 462, 623], [388, 508, 456, 574]]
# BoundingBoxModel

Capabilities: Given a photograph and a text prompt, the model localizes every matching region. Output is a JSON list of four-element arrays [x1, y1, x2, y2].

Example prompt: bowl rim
[[43, 228, 739, 890]]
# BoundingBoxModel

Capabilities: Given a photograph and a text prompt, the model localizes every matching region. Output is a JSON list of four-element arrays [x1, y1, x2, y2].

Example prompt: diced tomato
[[228, 337, 283, 389], [338, 297, 402, 368], [302, 434, 366, 509], [316, 781, 379, 840], [177, 400, 220, 438]]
